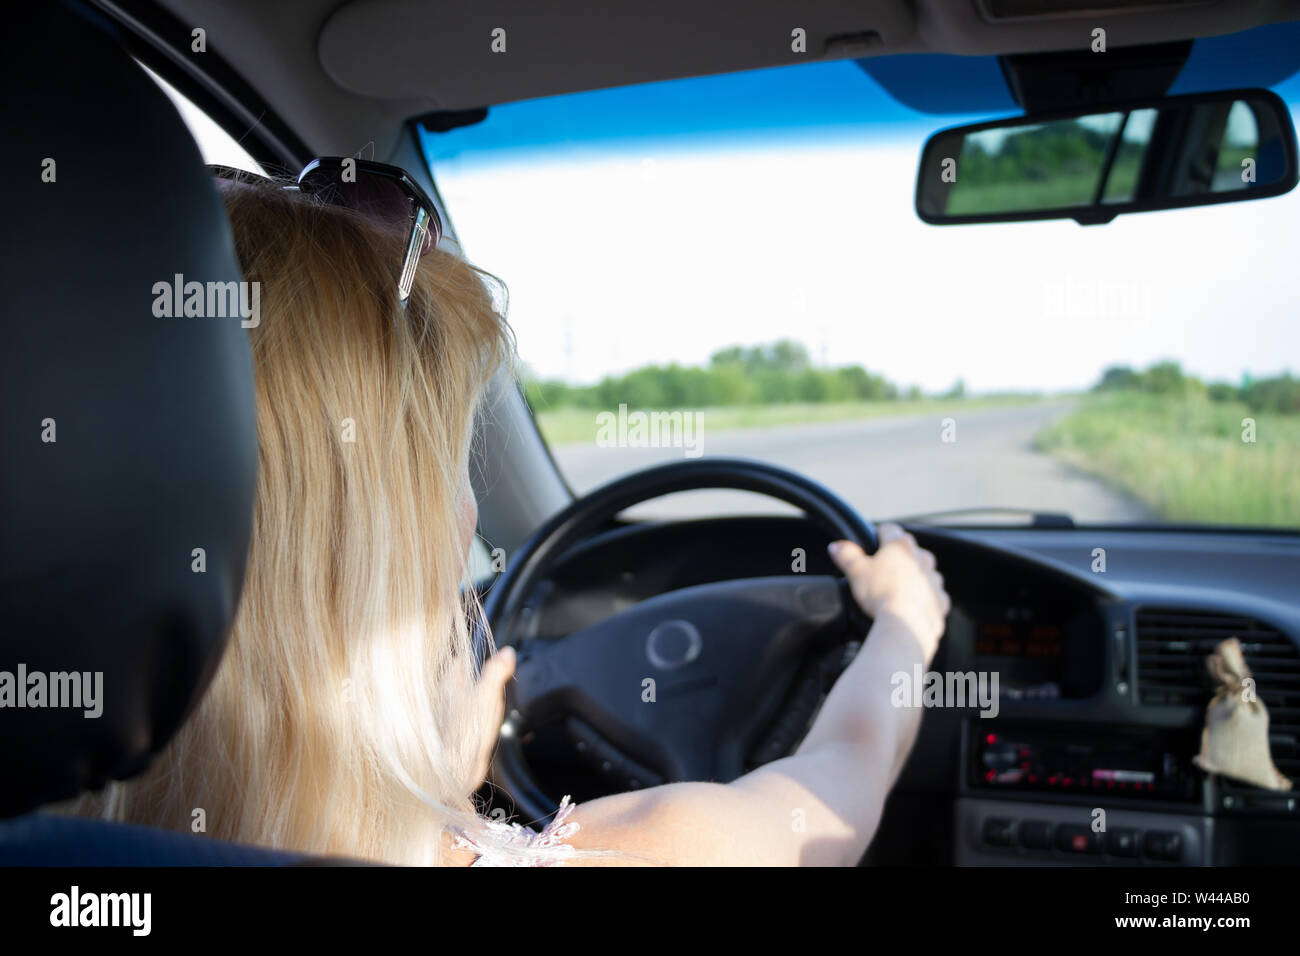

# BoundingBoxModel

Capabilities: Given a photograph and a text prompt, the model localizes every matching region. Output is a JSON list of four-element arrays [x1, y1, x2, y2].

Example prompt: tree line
[[522, 340, 954, 411], [522, 341, 1297, 416], [1095, 361, 1300, 414]]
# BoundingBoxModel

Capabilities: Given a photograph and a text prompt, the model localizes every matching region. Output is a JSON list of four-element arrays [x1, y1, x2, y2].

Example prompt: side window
[[138, 63, 265, 175], [1212, 100, 1260, 192]]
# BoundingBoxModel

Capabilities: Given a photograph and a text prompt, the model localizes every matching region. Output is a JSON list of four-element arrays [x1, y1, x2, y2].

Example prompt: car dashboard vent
[[1135, 608, 1300, 782]]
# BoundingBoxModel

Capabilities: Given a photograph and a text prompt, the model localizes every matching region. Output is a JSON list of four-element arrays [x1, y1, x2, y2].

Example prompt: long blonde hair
[[78, 178, 516, 864]]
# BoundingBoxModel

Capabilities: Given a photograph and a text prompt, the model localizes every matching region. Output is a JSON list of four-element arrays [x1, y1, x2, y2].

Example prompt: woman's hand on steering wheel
[[828, 522, 950, 666], [464, 645, 517, 791]]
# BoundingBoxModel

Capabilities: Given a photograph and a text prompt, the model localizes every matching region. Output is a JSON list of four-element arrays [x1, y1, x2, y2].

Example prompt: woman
[[77, 167, 949, 866]]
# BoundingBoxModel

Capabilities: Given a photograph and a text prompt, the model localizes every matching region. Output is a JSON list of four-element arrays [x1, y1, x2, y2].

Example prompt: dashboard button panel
[[956, 797, 1207, 865], [1105, 827, 1140, 857], [982, 817, 1015, 847], [1143, 830, 1184, 862], [1018, 820, 1053, 850], [1056, 824, 1101, 854]]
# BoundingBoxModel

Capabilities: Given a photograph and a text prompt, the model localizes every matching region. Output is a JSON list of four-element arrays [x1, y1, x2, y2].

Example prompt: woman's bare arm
[[566, 524, 949, 866]]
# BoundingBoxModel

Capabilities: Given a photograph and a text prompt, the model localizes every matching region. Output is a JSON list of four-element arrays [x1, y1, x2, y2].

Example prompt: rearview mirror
[[915, 88, 1298, 225]]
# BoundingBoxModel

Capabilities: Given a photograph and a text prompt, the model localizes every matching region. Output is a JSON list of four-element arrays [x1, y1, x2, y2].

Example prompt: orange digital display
[[975, 620, 1064, 659]]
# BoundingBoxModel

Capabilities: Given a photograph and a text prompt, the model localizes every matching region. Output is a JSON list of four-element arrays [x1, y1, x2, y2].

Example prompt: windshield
[[420, 54, 1300, 529]]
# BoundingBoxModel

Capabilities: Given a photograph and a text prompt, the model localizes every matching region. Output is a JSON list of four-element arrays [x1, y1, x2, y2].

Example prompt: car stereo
[[971, 724, 1202, 803]]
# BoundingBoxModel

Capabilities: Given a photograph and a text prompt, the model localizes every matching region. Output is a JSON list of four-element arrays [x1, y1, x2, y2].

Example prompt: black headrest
[[0, 4, 259, 816]]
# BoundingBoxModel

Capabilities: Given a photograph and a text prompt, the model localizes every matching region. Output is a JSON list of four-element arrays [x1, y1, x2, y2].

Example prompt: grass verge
[[1036, 392, 1300, 527]]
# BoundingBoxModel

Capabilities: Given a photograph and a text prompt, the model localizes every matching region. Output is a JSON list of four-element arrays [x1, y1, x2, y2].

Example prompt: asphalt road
[[549, 401, 1154, 524]]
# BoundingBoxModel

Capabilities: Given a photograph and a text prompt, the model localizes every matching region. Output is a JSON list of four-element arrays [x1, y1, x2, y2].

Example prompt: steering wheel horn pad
[[645, 619, 703, 670]]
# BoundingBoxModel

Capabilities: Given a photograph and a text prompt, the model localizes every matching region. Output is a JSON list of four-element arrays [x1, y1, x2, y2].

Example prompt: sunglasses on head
[[208, 157, 443, 308]]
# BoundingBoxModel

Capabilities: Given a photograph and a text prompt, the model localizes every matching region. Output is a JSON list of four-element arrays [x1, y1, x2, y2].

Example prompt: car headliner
[[111, 0, 1300, 165]]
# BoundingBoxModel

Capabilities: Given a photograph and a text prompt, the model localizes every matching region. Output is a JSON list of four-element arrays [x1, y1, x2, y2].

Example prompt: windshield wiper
[[892, 507, 1075, 529]]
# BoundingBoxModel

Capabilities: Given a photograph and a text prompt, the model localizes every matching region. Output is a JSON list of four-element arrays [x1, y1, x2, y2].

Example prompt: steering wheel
[[483, 458, 879, 822]]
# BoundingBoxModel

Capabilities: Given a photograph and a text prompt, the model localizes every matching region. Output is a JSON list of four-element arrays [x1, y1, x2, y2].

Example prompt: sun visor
[[318, 0, 916, 105]]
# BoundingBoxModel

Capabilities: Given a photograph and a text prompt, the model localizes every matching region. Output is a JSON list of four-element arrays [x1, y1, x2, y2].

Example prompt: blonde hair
[[76, 178, 518, 864]]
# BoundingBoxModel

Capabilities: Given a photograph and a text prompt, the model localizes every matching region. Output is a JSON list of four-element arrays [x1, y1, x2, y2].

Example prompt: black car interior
[[2, 1, 1298, 869], [495, 512, 1300, 865], [0, 3, 297, 865]]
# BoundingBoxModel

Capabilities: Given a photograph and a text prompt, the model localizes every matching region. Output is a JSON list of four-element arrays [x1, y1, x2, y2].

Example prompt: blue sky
[[424, 59, 944, 165], [425, 22, 1300, 164]]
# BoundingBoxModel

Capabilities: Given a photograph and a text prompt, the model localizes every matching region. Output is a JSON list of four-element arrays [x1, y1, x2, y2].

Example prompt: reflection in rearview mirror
[[916, 89, 1298, 225]]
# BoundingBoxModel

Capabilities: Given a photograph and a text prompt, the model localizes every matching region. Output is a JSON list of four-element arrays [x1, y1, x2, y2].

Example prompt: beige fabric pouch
[[1193, 637, 1292, 791]]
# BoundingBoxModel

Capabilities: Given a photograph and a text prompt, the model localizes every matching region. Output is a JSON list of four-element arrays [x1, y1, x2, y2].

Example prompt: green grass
[[946, 171, 1099, 215], [535, 394, 1048, 446], [1037, 392, 1300, 527]]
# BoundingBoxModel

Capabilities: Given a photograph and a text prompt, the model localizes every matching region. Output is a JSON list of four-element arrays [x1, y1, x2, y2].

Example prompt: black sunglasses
[[208, 157, 443, 308]]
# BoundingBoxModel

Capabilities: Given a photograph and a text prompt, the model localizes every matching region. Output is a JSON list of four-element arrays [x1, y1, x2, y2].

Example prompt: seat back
[[0, 2, 268, 860]]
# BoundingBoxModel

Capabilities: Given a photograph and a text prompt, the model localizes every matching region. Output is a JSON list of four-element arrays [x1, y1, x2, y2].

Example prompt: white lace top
[[452, 796, 580, 867]]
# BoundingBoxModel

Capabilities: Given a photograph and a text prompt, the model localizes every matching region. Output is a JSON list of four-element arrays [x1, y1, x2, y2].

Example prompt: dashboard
[[496, 515, 1300, 866]]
